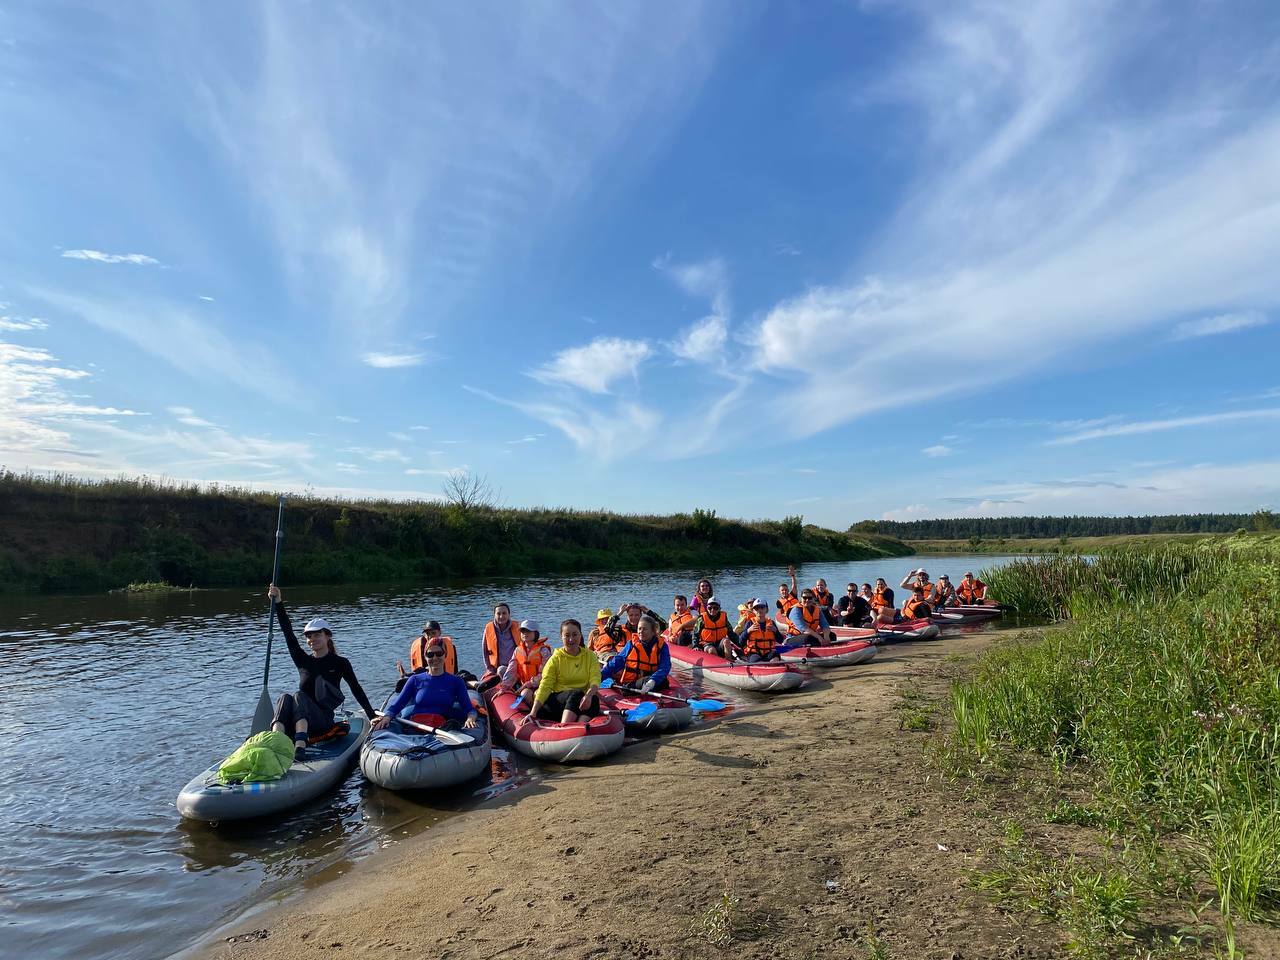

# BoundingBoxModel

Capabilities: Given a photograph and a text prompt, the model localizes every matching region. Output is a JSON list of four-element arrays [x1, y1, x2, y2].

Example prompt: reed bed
[[947, 538, 1280, 938]]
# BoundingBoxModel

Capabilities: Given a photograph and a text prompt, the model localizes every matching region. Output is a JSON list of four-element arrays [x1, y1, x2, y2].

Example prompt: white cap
[[302, 617, 332, 634], [519, 619, 540, 633], [751, 597, 769, 609], [705, 596, 720, 605]]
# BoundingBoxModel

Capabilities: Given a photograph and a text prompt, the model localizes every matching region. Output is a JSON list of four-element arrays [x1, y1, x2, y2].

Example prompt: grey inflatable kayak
[[176, 712, 369, 822], [360, 689, 491, 790]]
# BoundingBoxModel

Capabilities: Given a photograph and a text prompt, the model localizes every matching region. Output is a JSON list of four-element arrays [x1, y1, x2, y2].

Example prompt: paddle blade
[[688, 697, 726, 712], [623, 701, 658, 721], [249, 687, 274, 736], [600, 678, 614, 688]]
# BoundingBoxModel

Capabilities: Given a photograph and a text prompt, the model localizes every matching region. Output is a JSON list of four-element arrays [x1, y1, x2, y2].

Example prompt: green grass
[[943, 538, 1280, 937], [0, 470, 911, 594]]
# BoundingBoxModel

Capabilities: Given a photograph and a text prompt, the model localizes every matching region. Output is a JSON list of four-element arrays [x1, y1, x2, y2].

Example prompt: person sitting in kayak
[[788, 587, 833, 645], [690, 579, 716, 615], [734, 602, 753, 633], [900, 568, 935, 601], [481, 602, 521, 678], [900, 586, 933, 621], [957, 572, 988, 604], [266, 584, 376, 757], [408, 620, 458, 674], [601, 614, 671, 692], [836, 581, 871, 627], [729, 599, 786, 662], [870, 578, 895, 614], [775, 565, 800, 616], [812, 578, 835, 613], [688, 597, 738, 657], [374, 637, 478, 732], [667, 595, 696, 646], [504, 620, 554, 702], [933, 575, 956, 608], [522, 619, 602, 725], [606, 601, 668, 648], [587, 608, 619, 655], [860, 583, 874, 605]]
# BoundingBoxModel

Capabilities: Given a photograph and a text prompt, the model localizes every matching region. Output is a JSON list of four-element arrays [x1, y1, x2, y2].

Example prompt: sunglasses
[[424, 650, 445, 659]]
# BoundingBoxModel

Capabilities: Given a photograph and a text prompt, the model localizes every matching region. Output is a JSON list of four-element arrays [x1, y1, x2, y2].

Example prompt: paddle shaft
[[375, 711, 476, 744], [615, 684, 725, 710], [261, 497, 286, 690]]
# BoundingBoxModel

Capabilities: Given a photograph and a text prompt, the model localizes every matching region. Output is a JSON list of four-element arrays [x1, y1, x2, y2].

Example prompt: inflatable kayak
[[829, 626, 879, 643], [781, 637, 878, 667], [933, 604, 1002, 624], [483, 686, 625, 763], [176, 712, 369, 822], [359, 691, 492, 791], [875, 618, 942, 641], [597, 686, 694, 733], [667, 642, 804, 692]]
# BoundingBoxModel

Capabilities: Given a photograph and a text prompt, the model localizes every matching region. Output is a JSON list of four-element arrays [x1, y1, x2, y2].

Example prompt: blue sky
[[2, 0, 1279, 527]]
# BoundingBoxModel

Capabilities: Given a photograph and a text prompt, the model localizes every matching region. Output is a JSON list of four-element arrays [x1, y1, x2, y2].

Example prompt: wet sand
[[195, 630, 1060, 960]]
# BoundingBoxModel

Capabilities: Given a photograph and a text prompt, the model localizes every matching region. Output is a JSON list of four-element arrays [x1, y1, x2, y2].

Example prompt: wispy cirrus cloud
[[61, 249, 161, 266], [0, 316, 48, 331], [1171, 310, 1271, 341], [1046, 408, 1280, 445], [362, 351, 426, 369], [463, 384, 658, 460], [529, 337, 651, 394], [922, 444, 952, 458]]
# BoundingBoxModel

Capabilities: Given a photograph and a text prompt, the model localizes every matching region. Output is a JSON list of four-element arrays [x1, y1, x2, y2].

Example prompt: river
[[0, 555, 1025, 960]]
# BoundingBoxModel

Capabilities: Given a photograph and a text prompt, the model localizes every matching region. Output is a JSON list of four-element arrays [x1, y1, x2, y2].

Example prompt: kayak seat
[[307, 720, 351, 745]]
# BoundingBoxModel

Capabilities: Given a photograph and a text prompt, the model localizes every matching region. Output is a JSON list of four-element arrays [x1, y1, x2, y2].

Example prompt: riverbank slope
[[0, 472, 910, 593]]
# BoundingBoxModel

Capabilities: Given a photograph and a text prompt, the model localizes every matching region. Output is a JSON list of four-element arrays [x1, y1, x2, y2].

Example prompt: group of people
[[262, 566, 990, 755]]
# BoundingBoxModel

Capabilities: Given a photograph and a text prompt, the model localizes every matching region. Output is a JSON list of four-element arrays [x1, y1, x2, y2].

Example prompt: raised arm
[[269, 585, 309, 671]]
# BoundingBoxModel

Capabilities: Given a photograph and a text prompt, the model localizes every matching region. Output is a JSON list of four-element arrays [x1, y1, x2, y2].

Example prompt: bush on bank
[[0, 471, 911, 594]]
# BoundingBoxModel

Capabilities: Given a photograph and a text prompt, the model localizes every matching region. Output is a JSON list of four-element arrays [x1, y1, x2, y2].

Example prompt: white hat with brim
[[519, 619, 540, 633], [303, 617, 332, 635]]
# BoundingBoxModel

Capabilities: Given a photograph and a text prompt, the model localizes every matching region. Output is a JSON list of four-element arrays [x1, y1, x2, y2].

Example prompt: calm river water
[[0, 555, 1024, 960]]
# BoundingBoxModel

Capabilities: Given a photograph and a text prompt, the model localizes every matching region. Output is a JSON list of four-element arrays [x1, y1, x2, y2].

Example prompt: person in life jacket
[[690, 579, 716, 615], [730, 599, 786, 662], [870, 578, 895, 612], [667, 595, 696, 646], [933, 574, 956, 608], [601, 614, 671, 692], [734, 602, 753, 633], [812, 578, 836, 613], [776, 582, 800, 616], [523, 619, 603, 725], [587, 608, 619, 655], [408, 620, 458, 674], [688, 597, 738, 658], [375, 636, 478, 733], [957, 572, 988, 604], [899, 568, 935, 601], [900, 586, 933, 621], [503, 620, 553, 701], [482, 602, 521, 678], [606, 602, 668, 648], [788, 588, 833, 645]]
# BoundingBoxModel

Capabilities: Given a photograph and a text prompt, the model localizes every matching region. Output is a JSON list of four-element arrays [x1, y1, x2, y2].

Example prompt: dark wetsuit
[[272, 602, 375, 737]]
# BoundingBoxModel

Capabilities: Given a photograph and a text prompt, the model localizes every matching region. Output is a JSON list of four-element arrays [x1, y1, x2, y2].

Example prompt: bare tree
[[442, 470, 497, 512]]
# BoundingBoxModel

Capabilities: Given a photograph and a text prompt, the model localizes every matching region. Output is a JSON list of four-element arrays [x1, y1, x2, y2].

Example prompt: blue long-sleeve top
[[383, 672, 477, 724], [601, 639, 671, 686], [788, 605, 830, 633]]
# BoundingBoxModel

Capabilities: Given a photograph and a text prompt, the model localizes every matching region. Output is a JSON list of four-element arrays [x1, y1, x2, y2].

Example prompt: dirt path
[[197, 631, 1062, 960]]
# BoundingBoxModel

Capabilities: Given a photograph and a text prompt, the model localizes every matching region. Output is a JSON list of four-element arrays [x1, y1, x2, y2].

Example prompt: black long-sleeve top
[[275, 601, 376, 719]]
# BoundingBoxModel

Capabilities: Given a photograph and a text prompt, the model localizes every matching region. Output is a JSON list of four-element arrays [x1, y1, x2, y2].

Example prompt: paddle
[[374, 711, 476, 746], [249, 496, 286, 736], [602, 679, 726, 712]]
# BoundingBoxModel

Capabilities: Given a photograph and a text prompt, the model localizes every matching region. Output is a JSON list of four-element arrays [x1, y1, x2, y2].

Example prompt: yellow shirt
[[532, 646, 603, 706]]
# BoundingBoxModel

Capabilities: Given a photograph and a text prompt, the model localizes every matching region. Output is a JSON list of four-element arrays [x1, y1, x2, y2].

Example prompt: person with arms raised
[[775, 564, 800, 617], [601, 614, 671, 692], [266, 584, 376, 757], [900, 568, 935, 601]]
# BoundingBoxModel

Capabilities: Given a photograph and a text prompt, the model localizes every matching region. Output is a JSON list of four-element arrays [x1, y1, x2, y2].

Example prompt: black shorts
[[534, 689, 602, 720]]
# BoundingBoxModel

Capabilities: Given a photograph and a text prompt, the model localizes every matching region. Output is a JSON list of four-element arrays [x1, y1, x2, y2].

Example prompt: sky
[[2, 0, 1279, 528]]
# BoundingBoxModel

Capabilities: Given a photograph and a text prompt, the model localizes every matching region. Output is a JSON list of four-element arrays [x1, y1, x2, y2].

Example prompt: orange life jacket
[[958, 579, 987, 603], [617, 637, 665, 685], [410, 635, 458, 674], [588, 623, 619, 654], [871, 588, 891, 610], [742, 621, 781, 657], [813, 587, 833, 608], [483, 620, 517, 670], [669, 610, 695, 636], [935, 583, 955, 604], [902, 597, 929, 620], [797, 603, 824, 633], [916, 580, 934, 599], [511, 639, 552, 685], [616, 620, 640, 646], [698, 610, 730, 644], [777, 594, 800, 615]]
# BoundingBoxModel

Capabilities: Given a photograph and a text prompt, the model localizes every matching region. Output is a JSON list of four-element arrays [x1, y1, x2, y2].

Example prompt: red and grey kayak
[[597, 686, 694, 733], [482, 686, 624, 763], [875, 617, 942, 641], [667, 642, 804, 692], [780, 636, 878, 667], [829, 626, 879, 643]]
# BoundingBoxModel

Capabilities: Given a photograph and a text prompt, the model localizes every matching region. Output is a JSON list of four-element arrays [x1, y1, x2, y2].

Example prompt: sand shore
[[196, 630, 1059, 960]]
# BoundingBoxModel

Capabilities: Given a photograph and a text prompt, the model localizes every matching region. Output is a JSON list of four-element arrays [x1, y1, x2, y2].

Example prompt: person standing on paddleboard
[[266, 584, 376, 757]]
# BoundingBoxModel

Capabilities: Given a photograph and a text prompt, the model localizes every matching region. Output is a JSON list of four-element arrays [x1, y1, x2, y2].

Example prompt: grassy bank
[[938, 536, 1280, 955], [0, 471, 911, 594], [906, 532, 1219, 555]]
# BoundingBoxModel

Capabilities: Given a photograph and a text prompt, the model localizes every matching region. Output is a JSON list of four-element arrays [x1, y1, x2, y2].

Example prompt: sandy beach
[[196, 630, 1058, 960]]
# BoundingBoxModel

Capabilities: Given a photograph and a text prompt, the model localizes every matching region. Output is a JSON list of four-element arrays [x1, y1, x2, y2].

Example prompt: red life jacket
[[617, 637, 665, 685]]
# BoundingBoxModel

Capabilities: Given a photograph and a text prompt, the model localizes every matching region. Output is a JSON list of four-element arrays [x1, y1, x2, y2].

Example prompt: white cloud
[[362, 351, 425, 369], [506, 435, 542, 444], [464, 385, 658, 460], [653, 254, 730, 317], [529, 337, 651, 394], [0, 316, 48, 331], [334, 462, 362, 474], [1047, 408, 1280, 445], [670, 313, 727, 363], [336, 415, 359, 423], [166, 406, 217, 428], [61, 249, 161, 266], [922, 444, 953, 458], [1172, 310, 1271, 341], [387, 431, 411, 442], [792, 467, 818, 475], [342, 446, 410, 463], [198, 295, 215, 302], [409, 424, 430, 431]]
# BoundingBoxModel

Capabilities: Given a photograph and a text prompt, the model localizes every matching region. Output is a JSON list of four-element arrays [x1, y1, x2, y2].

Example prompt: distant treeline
[[852, 513, 1270, 540], [0, 471, 911, 594]]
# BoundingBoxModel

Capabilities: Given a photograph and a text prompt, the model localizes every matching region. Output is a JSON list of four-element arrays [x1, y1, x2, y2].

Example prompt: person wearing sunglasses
[[688, 597, 738, 658], [374, 637, 479, 732], [836, 581, 871, 626]]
